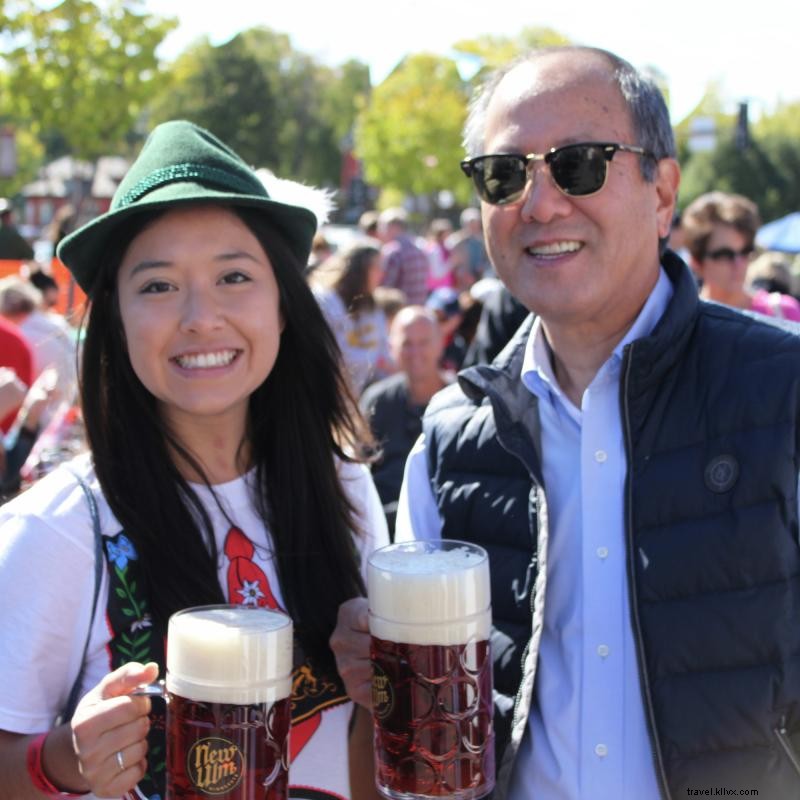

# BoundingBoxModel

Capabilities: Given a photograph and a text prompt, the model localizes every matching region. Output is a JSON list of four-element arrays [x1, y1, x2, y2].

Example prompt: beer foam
[[166, 606, 293, 704], [368, 542, 491, 645]]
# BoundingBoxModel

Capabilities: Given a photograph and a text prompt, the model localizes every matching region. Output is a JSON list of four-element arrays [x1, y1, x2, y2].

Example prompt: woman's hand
[[70, 661, 158, 798], [330, 597, 373, 709]]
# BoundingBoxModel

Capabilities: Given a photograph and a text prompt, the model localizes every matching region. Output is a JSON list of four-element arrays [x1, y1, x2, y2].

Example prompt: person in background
[[0, 120, 388, 800], [0, 367, 58, 499], [447, 206, 491, 290], [311, 241, 393, 393], [0, 276, 78, 421], [372, 286, 407, 330], [306, 230, 333, 276], [360, 306, 451, 537], [377, 207, 430, 306], [747, 250, 798, 299], [331, 46, 800, 799], [423, 217, 454, 291], [358, 209, 379, 239], [683, 190, 800, 320], [0, 313, 34, 434], [462, 283, 529, 367], [0, 199, 34, 261], [27, 269, 61, 311]]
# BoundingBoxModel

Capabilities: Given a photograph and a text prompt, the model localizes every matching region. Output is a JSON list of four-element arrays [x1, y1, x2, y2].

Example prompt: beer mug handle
[[132, 680, 167, 699]]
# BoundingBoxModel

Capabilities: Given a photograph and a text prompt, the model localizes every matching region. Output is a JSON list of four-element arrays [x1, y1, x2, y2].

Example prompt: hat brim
[[57, 182, 318, 296]]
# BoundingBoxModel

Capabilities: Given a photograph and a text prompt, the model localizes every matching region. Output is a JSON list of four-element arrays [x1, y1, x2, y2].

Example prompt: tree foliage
[[676, 84, 800, 222], [148, 28, 370, 188], [0, 0, 176, 159], [355, 54, 471, 206]]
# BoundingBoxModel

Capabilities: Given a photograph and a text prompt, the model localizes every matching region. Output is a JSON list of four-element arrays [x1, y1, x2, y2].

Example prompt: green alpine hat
[[57, 120, 319, 296]]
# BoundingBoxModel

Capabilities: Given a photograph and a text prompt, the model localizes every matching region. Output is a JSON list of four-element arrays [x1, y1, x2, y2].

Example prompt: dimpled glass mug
[[139, 605, 293, 799], [367, 540, 495, 800]]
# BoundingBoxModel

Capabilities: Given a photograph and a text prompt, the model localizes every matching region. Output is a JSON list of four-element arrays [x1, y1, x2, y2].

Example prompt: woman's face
[[116, 205, 283, 436], [694, 223, 754, 296]]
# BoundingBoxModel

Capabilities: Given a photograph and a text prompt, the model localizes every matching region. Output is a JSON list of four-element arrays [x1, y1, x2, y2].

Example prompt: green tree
[[149, 27, 369, 188], [0, 0, 176, 159], [452, 26, 571, 80], [148, 31, 282, 170], [679, 134, 790, 221], [355, 53, 471, 206]]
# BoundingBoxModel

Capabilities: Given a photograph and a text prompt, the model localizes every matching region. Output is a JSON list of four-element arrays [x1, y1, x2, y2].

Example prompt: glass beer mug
[[139, 605, 293, 799], [367, 540, 495, 800]]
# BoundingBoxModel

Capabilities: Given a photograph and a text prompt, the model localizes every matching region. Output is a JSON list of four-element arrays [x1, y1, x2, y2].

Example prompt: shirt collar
[[522, 265, 674, 403]]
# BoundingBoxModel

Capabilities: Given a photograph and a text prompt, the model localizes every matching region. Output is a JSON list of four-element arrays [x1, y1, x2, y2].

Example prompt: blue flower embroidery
[[106, 534, 137, 571]]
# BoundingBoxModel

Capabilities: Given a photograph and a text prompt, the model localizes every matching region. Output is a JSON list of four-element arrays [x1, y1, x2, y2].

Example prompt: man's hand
[[330, 597, 373, 709]]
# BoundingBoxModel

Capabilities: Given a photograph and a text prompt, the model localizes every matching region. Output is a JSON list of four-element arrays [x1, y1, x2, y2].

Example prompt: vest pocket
[[775, 721, 800, 777]]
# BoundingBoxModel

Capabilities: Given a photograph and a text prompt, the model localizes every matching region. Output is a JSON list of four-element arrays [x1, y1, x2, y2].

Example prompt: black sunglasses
[[704, 245, 755, 262], [460, 142, 656, 205]]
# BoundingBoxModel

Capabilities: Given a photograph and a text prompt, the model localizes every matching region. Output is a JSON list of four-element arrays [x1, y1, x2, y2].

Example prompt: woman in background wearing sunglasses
[[682, 190, 800, 320]]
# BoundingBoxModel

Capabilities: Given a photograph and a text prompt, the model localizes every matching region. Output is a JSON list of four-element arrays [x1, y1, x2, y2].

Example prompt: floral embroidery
[[105, 534, 136, 570], [104, 530, 165, 798], [237, 578, 265, 605]]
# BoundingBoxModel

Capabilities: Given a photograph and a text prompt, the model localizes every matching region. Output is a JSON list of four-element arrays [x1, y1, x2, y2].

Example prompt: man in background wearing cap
[[0, 200, 34, 261]]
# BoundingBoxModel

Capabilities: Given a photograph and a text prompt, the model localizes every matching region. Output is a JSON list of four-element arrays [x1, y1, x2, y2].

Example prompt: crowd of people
[[0, 42, 799, 800]]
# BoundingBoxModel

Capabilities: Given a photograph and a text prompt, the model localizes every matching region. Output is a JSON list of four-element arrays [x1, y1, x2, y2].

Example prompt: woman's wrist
[[27, 728, 88, 797]]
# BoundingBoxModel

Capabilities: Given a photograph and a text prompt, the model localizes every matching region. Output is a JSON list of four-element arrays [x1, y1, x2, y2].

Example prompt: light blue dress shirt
[[395, 268, 673, 799]]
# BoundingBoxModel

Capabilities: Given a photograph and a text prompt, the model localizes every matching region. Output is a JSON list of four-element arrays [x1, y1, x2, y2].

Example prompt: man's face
[[480, 54, 678, 332], [391, 315, 443, 382]]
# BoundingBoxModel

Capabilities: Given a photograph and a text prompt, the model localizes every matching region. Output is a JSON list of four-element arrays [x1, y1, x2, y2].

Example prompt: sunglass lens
[[475, 156, 526, 204], [550, 145, 607, 195]]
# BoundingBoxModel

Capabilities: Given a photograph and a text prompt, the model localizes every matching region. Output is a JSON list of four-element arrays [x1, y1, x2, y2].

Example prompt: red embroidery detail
[[225, 526, 279, 609]]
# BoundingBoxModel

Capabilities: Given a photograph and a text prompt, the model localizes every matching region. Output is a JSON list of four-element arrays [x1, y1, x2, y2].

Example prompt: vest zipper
[[621, 343, 671, 800], [775, 719, 800, 777]]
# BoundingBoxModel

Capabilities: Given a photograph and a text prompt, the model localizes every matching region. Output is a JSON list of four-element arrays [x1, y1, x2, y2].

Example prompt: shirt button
[[597, 644, 610, 658], [595, 743, 608, 758], [596, 546, 609, 559], [595, 450, 608, 463]]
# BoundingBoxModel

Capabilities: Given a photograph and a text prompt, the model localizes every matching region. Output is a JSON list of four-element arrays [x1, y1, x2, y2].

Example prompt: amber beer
[[165, 606, 293, 800], [368, 541, 494, 800]]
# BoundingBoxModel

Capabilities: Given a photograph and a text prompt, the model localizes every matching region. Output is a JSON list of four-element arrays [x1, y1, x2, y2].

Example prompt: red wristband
[[25, 732, 88, 798]]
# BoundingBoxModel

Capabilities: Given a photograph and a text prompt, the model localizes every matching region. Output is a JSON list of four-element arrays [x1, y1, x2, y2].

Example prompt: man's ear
[[654, 158, 681, 242]]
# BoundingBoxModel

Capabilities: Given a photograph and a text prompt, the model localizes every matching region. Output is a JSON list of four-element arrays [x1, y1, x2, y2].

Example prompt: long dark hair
[[80, 204, 372, 670], [314, 242, 380, 315]]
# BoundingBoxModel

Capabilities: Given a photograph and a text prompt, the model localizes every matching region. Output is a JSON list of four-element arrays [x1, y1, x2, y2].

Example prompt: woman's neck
[[164, 411, 251, 484]]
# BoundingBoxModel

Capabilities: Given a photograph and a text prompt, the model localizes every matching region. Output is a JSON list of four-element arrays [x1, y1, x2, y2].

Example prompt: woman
[[311, 242, 393, 393], [0, 121, 388, 800], [683, 191, 800, 320]]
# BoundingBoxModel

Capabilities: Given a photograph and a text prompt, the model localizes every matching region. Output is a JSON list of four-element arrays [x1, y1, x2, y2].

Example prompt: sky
[[149, 0, 799, 125]]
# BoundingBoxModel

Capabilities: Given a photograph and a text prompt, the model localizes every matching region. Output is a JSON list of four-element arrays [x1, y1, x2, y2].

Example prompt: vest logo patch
[[704, 454, 739, 493]]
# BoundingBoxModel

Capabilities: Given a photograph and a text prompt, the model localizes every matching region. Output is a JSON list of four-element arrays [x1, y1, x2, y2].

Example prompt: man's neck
[[407, 371, 447, 406], [542, 271, 660, 409]]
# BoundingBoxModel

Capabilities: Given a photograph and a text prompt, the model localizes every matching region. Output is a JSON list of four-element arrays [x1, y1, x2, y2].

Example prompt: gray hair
[[462, 46, 676, 182]]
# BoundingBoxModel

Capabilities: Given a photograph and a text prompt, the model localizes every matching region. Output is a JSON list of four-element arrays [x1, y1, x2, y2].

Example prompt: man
[[359, 306, 451, 537], [331, 46, 800, 798], [0, 199, 34, 260], [447, 206, 491, 289], [377, 207, 430, 305]]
